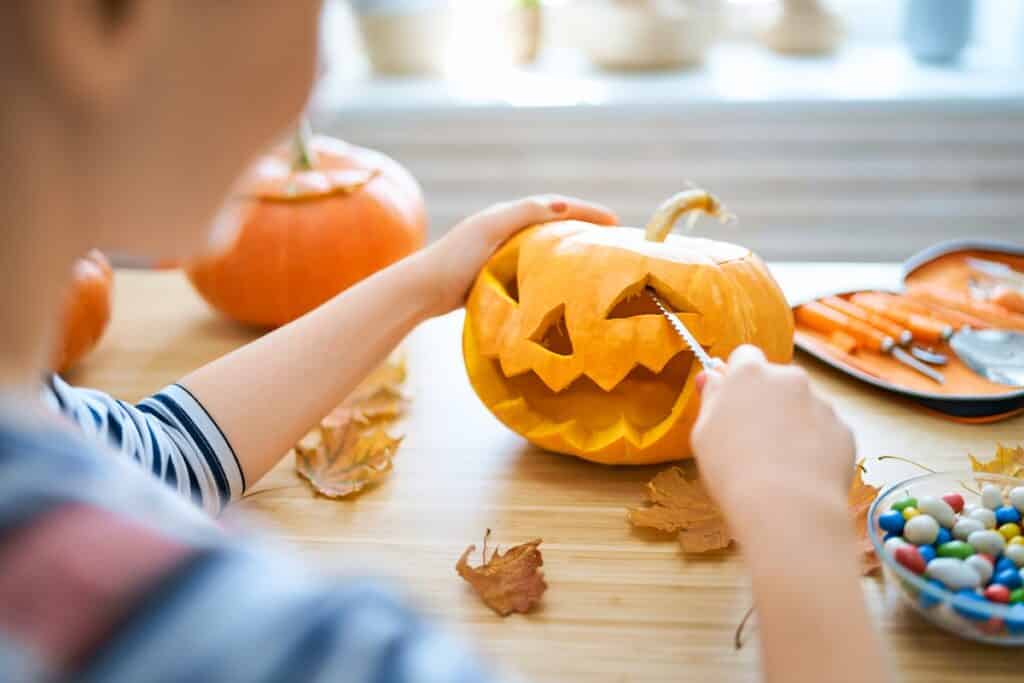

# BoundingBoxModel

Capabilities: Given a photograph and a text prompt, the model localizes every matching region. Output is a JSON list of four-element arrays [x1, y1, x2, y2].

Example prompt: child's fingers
[[484, 195, 617, 241], [726, 344, 766, 369], [542, 195, 618, 226], [695, 368, 724, 399]]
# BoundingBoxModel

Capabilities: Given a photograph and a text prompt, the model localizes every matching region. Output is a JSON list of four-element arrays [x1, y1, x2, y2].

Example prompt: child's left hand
[[417, 195, 617, 317]]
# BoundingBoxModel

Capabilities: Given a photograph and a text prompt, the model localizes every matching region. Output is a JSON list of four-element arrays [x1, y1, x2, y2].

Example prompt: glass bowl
[[868, 471, 1024, 646]]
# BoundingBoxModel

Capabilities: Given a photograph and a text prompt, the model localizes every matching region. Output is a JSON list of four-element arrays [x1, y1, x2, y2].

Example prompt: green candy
[[892, 497, 918, 512], [1011, 588, 1024, 604], [937, 541, 975, 559]]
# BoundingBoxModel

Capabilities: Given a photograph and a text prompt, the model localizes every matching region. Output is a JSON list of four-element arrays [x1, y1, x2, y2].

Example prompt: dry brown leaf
[[293, 357, 407, 498], [969, 444, 1024, 479], [456, 530, 547, 616], [849, 461, 881, 576], [338, 357, 409, 424], [627, 466, 733, 553], [295, 414, 402, 498]]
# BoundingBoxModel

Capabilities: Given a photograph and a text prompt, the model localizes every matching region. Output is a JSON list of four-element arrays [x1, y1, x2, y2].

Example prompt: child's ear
[[24, 0, 171, 118]]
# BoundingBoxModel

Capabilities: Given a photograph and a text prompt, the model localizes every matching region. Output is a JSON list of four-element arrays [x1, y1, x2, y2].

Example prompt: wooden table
[[73, 267, 1024, 682]]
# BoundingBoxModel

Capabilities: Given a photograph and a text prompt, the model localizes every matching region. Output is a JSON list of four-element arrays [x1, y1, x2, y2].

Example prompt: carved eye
[[606, 282, 685, 319], [529, 304, 573, 356], [486, 242, 520, 303]]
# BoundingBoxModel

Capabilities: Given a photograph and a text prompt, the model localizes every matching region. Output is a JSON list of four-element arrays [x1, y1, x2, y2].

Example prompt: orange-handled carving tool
[[848, 292, 953, 344], [795, 301, 944, 383], [851, 292, 987, 331], [821, 296, 912, 345]]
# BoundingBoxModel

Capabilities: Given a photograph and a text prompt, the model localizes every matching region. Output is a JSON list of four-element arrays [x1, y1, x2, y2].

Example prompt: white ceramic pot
[[570, 0, 720, 71], [510, 5, 543, 64], [355, 3, 453, 76], [761, 0, 844, 55]]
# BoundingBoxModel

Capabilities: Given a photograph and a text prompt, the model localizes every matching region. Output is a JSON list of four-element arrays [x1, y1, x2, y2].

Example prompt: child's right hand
[[691, 345, 856, 533]]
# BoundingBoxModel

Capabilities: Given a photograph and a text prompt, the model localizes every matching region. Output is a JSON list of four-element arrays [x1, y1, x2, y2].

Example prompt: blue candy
[[996, 557, 1017, 576], [919, 578, 946, 610], [996, 505, 1022, 526], [952, 589, 990, 621], [879, 511, 905, 535], [1007, 605, 1024, 636], [994, 568, 1024, 590], [919, 545, 937, 563], [935, 528, 952, 546], [884, 532, 899, 542]]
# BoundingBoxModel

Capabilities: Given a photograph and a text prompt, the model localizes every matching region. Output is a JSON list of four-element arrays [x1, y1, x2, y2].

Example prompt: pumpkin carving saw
[[463, 189, 794, 465]]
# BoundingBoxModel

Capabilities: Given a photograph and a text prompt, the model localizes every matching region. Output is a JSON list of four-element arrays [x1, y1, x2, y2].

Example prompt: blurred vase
[[352, 0, 453, 75], [761, 0, 843, 55], [905, 0, 974, 64], [510, 4, 543, 64], [570, 0, 721, 71]]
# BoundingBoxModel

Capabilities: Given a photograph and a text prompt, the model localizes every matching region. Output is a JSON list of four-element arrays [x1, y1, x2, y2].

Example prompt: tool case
[[791, 240, 1024, 422]]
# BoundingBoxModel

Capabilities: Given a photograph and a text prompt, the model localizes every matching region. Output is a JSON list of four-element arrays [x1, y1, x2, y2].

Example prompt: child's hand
[[693, 346, 888, 683], [417, 195, 617, 317], [691, 345, 856, 531]]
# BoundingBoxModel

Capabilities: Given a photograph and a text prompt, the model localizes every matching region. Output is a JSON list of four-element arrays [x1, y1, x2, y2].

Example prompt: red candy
[[942, 492, 965, 514], [984, 585, 1011, 604], [895, 545, 927, 574]]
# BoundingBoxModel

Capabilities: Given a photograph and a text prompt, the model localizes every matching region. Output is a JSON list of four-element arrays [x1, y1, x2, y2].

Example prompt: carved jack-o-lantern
[[463, 190, 794, 465]]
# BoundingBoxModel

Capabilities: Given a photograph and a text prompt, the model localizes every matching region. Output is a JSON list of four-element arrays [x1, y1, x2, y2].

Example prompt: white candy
[[884, 536, 908, 555], [918, 496, 956, 528], [964, 555, 994, 584], [1010, 487, 1024, 513], [968, 508, 997, 530], [1005, 545, 1024, 569], [926, 558, 982, 590], [982, 484, 1003, 510], [904, 514, 940, 545], [953, 518, 985, 541], [962, 503, 980, 516], [967, 529, 1006, 556]]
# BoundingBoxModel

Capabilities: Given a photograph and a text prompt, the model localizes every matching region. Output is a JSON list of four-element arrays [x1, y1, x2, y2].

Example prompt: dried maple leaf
[[294, 357, 408, 498], [849, 461, 881, 576], [295, 411, 402, 498], [339, 357, 409, 424], [456, 530, 547, 616], [969, 444, 1024, 479], [627, 466, 733, 554]]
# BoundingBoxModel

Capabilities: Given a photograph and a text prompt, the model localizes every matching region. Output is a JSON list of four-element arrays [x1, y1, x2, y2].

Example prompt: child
[[0, 2, 888, 682]]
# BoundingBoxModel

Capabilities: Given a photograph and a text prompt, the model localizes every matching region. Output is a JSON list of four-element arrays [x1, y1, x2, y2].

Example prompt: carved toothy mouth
[[501, 350, 695, 436]]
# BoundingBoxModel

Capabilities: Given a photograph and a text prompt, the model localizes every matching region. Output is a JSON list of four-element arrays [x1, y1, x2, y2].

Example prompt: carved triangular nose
[[530, 304, 574, 356]]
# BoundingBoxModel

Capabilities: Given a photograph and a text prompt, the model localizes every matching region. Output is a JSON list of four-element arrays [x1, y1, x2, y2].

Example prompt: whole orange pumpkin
[[462, 189, 794, 465], [53, 249, 114, 373], [187, 134, 427, 327]]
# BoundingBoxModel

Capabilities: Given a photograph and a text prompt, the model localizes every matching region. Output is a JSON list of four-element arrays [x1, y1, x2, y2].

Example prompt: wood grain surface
[[70, 268, 1024, 682]]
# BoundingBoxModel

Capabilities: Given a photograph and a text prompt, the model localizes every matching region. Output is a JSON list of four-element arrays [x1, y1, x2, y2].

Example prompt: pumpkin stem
[[643, 187, 735, 243], [291, 117, 317, 171]]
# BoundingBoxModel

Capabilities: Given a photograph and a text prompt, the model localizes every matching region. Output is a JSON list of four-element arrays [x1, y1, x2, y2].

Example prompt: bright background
[[308, 0, 1023, 260]]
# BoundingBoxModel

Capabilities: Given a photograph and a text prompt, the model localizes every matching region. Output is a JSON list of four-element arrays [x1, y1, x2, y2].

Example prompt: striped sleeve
[[43, 375, 244, 515]]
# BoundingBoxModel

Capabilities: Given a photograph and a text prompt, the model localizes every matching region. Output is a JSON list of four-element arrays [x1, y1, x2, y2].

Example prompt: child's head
[[1, 1, 323, 260]]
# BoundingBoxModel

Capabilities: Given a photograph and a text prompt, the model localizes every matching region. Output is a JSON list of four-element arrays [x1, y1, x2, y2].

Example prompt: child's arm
[[180, 196, 616, 489], [692, 345, 891, 683]]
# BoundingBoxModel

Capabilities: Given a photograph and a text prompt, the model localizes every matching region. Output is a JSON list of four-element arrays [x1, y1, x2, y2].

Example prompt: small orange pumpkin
[[53, 249, 114, 373], [187, 132, 427, 327], [463, 189, 794, 465]]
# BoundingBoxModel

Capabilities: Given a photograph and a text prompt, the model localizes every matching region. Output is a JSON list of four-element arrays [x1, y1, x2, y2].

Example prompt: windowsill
[[312, 42, 1024, 116]]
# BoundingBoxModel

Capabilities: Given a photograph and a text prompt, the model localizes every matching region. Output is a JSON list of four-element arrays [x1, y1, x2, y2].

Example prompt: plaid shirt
[[0, 384, 495, 683]]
